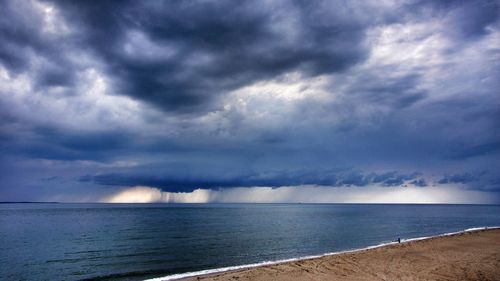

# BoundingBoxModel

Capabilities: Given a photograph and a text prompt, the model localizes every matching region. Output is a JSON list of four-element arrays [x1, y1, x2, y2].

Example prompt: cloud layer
[[104, 185, 496, 204], [0, 0, 499, 203]]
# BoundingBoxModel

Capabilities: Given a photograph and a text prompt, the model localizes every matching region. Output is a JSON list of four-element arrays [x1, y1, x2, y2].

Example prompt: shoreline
[[145, 226, 500, 281]]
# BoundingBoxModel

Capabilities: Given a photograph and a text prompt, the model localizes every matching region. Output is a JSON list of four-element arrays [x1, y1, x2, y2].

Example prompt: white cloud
[[102, 184, 495, 204], [33, 0, 71, 36], [122, 30, 178, 61]]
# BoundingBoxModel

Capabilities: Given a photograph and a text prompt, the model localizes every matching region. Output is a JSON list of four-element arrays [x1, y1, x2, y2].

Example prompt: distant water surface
[[1, 203, 499, 280]]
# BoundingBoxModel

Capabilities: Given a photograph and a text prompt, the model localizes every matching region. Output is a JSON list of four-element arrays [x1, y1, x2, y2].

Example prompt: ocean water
[[1, 203, 499, 280]]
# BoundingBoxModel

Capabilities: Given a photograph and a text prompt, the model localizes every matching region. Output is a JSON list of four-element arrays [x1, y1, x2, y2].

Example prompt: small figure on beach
[[398, 238, 401, 243]]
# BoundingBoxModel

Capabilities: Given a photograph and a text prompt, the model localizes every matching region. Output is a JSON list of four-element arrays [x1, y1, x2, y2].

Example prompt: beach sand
[[182, 229, 500, 281]]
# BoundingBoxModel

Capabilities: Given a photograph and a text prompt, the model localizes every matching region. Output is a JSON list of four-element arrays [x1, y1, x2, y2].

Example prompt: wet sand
[[182, 229, 500, 281]]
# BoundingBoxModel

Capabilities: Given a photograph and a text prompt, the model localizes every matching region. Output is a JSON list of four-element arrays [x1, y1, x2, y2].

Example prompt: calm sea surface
[[1, 203, 499, 280]]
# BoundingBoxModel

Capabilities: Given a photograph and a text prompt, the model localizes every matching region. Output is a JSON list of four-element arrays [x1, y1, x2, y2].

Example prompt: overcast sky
[[1, 0, 499, 203]]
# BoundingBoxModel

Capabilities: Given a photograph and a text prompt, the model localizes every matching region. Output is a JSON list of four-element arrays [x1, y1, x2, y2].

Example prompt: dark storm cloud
[[438, 173, 479, 184], [35, 63, 75, 88], [407, 0, 500, 39], [0, 0, 77, 87], [0, 1, 40, 72], [80, 170, 423, 192], [4, 125, 133, 161], [49, 0, 373, 112], [409, 179, 427, 187], [0, 0, 499, 201], [368, 172, 422, 187], [448, 142, 500, 160], [40, 176, 58, 182], [344, 73, 427, 109]]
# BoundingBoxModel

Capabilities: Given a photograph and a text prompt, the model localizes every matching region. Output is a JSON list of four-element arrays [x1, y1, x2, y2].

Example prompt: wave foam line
[[144, 226, 500, 281]]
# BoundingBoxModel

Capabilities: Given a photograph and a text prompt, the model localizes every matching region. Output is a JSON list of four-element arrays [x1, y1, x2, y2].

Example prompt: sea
[[1, 203, 499, 281]]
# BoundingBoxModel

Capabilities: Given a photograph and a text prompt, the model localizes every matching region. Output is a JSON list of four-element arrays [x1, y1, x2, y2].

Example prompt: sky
[[0, 0, 499, 203]]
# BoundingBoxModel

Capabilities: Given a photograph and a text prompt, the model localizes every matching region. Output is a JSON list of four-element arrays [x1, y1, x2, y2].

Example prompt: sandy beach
[[181, 229, 500, 281]]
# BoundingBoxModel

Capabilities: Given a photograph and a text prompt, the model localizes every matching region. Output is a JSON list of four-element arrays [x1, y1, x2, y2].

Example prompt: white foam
[[401, 226, 500, 243], [144, 226, 500, 281]]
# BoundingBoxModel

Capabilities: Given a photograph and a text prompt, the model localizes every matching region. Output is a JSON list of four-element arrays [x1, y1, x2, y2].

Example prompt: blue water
[[1, 203, 499, 280]]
